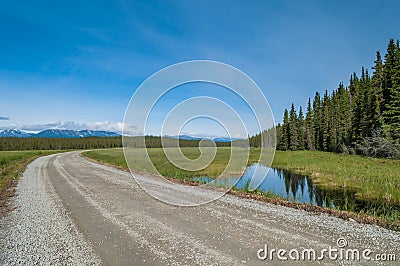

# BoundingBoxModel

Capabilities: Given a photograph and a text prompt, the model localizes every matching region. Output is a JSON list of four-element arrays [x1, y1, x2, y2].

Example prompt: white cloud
[[65, 121, 140, 136]]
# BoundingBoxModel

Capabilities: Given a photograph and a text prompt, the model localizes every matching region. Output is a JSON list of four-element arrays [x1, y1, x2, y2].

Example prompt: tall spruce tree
[[281, 109, 290, 150], [361, 68, 374, 137], [371, 51, 384, 130], [289, 103, 299, 150], [383, 41, 400, 142], [350, 73, 363, 145], [312, 92, 322, 150], [297, 106, 305, 150], [372, 51, 384, 106], [305, 98, 315, 150], [383, 39, 397, 113], [322, 90, 331, 151]]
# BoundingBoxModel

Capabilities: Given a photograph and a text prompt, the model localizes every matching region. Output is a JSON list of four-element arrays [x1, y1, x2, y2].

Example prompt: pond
[[192, 163, 364, 210]]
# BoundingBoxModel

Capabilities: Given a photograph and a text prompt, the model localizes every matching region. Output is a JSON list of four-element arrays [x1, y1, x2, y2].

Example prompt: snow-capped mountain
[[34, 129, 81, 138], [0, 129, 239, 141], [0, 129, 33, 138], [0, 129, 120, 138], [77, 130, 120, 138], [170, 135, 203, 141], [212, 137, 242, 143], [170, 135, 242, 143]]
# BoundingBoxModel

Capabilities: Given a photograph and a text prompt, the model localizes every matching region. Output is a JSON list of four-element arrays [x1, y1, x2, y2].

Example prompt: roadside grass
[[85, 147, 263, 179], [0, 150, 63, 198], [83, 148, 400, 229]]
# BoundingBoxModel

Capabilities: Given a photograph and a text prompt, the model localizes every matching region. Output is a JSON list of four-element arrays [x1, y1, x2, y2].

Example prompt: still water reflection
[[193, 163, 359, 208]]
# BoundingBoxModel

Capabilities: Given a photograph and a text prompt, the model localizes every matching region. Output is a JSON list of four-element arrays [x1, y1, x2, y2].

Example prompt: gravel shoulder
[[1, 151, 399, 265], [0, 154, 102, 265]]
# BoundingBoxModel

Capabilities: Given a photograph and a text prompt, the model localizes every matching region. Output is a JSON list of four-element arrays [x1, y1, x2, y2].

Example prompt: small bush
[[357, 129, 400, 158]]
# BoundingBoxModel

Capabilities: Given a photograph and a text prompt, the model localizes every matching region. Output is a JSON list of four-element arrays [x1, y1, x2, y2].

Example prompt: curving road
[[1, 152, 399, 265]]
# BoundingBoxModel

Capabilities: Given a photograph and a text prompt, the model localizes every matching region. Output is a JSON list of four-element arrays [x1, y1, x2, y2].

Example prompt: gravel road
[[1, 151, 399, 265]]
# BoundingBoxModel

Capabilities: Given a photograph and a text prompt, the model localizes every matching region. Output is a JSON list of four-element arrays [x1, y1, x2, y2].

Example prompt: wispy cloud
[[0, 116, 9, 120], [60, 121, 140, 135], [18, 122, 61, 131], [0, 121, 140, 135]]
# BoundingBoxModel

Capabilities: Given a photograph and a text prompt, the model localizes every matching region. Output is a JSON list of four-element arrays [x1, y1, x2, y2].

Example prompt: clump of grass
[[0, 150, 63, 208]]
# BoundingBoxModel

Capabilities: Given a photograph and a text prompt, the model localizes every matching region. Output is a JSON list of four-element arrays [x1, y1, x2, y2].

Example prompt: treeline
[[0, 136, 231, 151], [252, 39, 400, 158], [125, 136, 231, 148], [0, 137, 123, 151]]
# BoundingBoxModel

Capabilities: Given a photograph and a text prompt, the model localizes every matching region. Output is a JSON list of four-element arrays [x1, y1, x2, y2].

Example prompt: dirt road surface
[[1, 152, 399, 265]]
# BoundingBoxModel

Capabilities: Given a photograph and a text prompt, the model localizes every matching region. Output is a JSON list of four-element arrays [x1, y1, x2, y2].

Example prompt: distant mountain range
[[169, 134, 241, 143], [0, 129, 33, 138], [0, 129, 242, 142], [0, 129, 120, 138]]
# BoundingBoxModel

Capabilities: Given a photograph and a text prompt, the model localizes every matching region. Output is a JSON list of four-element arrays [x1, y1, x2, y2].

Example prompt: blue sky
[[1, 0, 399, 136]]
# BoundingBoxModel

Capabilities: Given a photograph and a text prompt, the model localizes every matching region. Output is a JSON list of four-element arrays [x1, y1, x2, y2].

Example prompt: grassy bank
[[0, 150, 62, 198]]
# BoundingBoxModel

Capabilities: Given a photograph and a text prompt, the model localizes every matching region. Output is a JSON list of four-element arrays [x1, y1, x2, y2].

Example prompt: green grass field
[[83, 148, 400, 205], [0, 150, 63, 196]]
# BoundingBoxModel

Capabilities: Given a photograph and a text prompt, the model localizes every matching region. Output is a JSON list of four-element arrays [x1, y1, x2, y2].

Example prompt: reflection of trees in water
[[290, 172, 299, 199], [261, 166, 398, 216], [299, 178, 305, 198], [198, 166, 399, 217], [276, 169, 291, 196], [307, 178, 315, 204], [316, 187, 360, 210], [274, 168, 359, 208], [276, 169, 306, 200]]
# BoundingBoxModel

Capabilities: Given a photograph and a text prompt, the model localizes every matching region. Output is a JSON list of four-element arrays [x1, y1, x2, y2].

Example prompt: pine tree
[[383, 41, 400, 142], [342, 87, 352, 145], [297, 106, 305, 150], [289, 103, 299, 150], [372, 51, 384, 107], [384, 87, 400, 142], [383, 39, 397, 112], [322, 90, 331, 151], [275, 124, 283, 150], [335, 83, 351, 148], [361, 68, 374, 137], [305, 98, 314, 150], [370, 51, 385, 131], [350, 73, 362, 145], [280, 109, 290, 150], [312, 92, 322, 150], [330, 89, 339, 151], [392, 40, 400, 90]]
